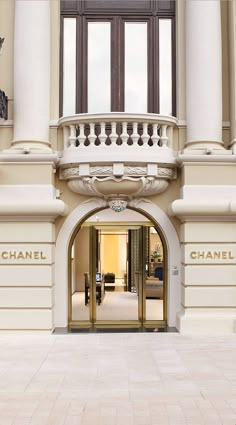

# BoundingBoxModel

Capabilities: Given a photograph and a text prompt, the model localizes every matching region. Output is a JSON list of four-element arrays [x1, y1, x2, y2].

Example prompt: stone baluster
[[151, 124, 160, 146], [88, 123, 96, 145], [77, 123, 86, 146], [68, 125, 77, 147], [120, 122, 129, 145], [131, 122, 139, 145], [99, 122, 107, 145], [160, 125, 168, 148], [109, 122, 118, 144], [141, 123, 149, 145]]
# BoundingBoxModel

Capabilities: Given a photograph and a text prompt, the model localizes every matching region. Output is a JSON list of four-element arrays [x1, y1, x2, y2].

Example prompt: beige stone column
[[185, 0, 224, 150], [228, 0, 236, 151], [12, 0, 51, 151]]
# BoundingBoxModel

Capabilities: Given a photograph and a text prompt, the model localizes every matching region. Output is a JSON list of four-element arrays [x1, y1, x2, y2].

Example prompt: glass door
[[69, 226, 94, 327], [144, 226, 166, 325], [69, 224, 166, 329], [95, 225, 142, 326]]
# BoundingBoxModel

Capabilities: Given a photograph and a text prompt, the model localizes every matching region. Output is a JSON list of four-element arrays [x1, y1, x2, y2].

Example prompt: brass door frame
[[89, 226, 97, 324], [69, 223, 167, 329]]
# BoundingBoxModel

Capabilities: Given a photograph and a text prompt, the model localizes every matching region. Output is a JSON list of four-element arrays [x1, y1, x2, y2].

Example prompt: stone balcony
[[58, 113, 178, 200]]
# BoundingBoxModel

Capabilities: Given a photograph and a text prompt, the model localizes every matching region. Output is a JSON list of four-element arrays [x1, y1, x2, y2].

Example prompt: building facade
[[0, 0, 236, 333]]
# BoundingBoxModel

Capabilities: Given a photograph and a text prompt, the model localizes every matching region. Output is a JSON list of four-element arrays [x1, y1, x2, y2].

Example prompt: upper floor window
[[61, 0, 175, 116]]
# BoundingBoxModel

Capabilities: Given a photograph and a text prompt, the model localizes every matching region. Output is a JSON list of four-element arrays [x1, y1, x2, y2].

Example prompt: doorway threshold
[[54, 326, 178, 334]]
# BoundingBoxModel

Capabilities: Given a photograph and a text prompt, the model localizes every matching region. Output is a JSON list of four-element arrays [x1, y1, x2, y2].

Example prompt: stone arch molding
[[55, 197, 181, 328]]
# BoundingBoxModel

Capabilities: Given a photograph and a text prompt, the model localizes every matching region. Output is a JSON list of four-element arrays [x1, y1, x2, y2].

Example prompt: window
[[61, 0, 175, 116]]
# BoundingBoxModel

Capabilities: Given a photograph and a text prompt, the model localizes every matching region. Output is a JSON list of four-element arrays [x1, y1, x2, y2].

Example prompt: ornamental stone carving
[[124, 166, 147, 175], [108, 199, 128, 212], [90, 166, 113, 175], [61, 167, 80, 179], [61, 163, 176, 198]]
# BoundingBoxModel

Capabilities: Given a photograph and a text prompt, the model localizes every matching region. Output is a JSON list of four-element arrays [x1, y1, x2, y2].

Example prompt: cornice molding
[[0, 153, 59, 164], [168, 199, 236, 219], [0, 200, 68, 221]]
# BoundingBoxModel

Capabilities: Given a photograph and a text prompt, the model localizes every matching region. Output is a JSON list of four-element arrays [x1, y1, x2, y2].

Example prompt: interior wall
[[101, 233, 127, 279], [103, 235, 118, 275], [118, 234, 127, 279]]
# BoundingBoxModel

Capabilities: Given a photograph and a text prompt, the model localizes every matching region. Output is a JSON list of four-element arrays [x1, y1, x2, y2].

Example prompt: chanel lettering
[[190, 251, 234, 260], [0, 251, 47, 260]]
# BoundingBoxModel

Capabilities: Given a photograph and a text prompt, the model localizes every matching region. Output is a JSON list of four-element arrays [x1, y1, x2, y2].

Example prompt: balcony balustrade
[[58, 113, 178, 200]]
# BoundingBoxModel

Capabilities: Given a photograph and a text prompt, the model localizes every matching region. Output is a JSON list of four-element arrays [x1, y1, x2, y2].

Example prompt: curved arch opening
[[55, 198, 181, 330], [69, 207, 168, 328]]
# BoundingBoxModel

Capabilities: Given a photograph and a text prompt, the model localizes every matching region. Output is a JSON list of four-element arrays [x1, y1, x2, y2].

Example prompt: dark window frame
[[60, 0, 176, 116]]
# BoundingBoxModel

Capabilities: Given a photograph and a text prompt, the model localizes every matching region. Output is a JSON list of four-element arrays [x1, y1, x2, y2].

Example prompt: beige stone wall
[[179, 221, 236, 333], [0, 222, 55, 331], [181, 163, 236, 186], [0, 159, 60, 331], [176, 155, 236, 333], [0, 163, 55, 185], [0, 0, 235, 334]]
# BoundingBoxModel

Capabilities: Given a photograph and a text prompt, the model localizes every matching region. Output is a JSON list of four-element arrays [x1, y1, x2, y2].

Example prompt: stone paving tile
[[0, 418, 15, 425], [0, 334, 235, 425]]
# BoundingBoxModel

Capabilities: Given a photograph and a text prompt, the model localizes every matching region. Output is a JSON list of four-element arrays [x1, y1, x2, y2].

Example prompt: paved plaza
[[0, 333, 236, 424]]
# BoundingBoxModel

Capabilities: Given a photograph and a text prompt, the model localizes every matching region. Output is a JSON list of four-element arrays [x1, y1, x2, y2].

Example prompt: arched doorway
[[55, 198, 181, 330], [69, 212, 166, 329]]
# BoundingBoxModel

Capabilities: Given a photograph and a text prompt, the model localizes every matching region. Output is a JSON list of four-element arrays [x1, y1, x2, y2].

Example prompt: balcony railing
[[59, 113, 177, 165], [58, 113, 178, 198]]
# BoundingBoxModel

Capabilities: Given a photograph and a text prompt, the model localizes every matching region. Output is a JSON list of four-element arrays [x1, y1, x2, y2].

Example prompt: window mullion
[[76, 15, 83, 113], [148, 17, 155, 113], [81, 16, 88, 113], [111, 17, 124, 112]]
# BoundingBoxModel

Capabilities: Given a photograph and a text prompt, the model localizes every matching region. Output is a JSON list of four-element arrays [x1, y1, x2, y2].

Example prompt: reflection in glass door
[[69, 223, 166, 328]]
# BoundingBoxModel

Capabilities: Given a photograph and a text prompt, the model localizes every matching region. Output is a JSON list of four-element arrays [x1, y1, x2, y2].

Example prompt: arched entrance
[[55, 198, 181, 329]]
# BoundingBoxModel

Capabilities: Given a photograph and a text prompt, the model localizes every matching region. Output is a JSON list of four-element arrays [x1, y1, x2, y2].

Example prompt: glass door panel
[[145, 278, 164, 321], [70, 224, 166, 328], [70, 227, 90, 322], [145, 226, 164, 322], [96, 228, 139, 322]]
